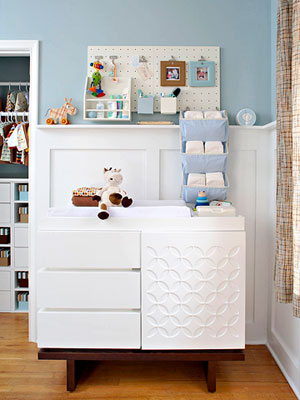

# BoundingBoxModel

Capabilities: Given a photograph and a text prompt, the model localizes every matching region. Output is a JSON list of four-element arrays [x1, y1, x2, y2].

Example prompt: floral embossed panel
[[142, 232, 245, 349]]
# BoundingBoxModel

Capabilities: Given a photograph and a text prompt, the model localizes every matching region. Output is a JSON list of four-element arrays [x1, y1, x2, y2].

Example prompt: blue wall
[[271, 0, 277, 121], [0, 0, 273, 125]]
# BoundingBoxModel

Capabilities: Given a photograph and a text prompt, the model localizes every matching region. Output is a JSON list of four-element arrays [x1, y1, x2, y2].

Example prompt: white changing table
[[36, 212, 245, 392], [32, 124, 246, 392]]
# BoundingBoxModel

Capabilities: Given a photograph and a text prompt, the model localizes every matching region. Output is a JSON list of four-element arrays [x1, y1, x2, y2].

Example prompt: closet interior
[[0, 55, 30, 312]]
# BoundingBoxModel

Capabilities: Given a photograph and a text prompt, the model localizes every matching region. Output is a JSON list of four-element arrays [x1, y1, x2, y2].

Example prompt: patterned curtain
[[275, 0, 300, 317]]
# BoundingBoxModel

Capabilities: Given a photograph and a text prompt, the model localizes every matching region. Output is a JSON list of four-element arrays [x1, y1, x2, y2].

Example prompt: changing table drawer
[[37, 270, 140, 309], [37, 231, 140, 269], [37, 311, 140, 348]]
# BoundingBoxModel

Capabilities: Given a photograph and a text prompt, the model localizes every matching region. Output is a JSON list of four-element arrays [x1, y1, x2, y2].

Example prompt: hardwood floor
[[0, 313, 296, 400]]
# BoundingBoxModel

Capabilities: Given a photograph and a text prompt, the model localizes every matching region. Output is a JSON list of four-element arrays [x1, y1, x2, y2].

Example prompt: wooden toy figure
[[89, 61, 106, 97], [45, 98, 77, 125], [194, 191, 209, 208]]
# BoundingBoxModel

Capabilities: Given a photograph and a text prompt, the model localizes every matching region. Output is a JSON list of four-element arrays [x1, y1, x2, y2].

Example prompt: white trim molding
[[0, 40, 39, 341]]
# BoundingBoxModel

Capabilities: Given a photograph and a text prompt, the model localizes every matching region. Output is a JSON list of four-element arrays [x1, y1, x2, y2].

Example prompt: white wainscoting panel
[[50, 149, 147, 207], [30, 123, 276, 345], [159, 149, 182, 200]]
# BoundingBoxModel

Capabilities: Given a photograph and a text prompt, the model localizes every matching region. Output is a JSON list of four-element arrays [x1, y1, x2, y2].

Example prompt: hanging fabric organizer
[[180, 111, 229, 203]]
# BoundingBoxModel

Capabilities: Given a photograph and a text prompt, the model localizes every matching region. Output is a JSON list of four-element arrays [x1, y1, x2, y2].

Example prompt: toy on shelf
[[93, 167, 133, 220], [45, 98, 77, 125], [89, 60, 105, 97], [194, 191, 209, 208]]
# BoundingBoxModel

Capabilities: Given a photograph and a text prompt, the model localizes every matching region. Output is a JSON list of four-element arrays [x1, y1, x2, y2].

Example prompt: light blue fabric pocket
[[182, 153, 228, 173], [182, 174, 229, 203], [180, 119, 228, 142], [182, 186, 228, 203]]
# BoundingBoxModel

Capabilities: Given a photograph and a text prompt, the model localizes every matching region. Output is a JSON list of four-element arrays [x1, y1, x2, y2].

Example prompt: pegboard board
[[88, 46, 220, 112]]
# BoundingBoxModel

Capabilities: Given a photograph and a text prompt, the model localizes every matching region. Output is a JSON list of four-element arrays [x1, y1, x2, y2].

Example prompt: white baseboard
[[246, 339, 267, 345], [267, 329, 300, 399]]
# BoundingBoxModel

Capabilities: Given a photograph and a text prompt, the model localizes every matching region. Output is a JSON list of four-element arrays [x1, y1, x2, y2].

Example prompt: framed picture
[[189, 61, 215, 87], [160, 60, 186, 87]]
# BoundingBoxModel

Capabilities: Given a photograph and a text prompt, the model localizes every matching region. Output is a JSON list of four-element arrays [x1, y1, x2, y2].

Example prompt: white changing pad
[[49, 200, 192, 218]]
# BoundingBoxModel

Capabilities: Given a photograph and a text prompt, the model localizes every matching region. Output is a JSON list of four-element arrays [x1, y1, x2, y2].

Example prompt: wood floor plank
[[0, 313, 297, 399]]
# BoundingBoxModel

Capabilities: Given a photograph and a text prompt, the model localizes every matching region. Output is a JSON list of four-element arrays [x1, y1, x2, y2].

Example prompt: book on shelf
[[18, 207, 28, 215], [0, 228, 9, 236], [18, 184, 28, 192], [17, 292, 29, 302], [17, 272, 28, 280], [0, 248, 10, 258]]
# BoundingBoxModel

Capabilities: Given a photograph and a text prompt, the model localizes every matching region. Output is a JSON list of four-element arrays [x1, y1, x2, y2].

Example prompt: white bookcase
[[0, 178, 29, 312]]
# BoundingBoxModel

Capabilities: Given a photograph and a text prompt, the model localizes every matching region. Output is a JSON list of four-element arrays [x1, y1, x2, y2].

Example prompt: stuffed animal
[[93, 167, 133, 220], [45, 98, 77, 125]]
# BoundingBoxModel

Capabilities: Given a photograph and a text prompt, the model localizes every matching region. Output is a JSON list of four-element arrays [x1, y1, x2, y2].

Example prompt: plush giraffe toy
[[93, 168, 133, 220]]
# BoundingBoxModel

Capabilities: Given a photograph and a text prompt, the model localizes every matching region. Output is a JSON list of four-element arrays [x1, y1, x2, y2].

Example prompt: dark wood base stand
[[38, 348, 245, 393]]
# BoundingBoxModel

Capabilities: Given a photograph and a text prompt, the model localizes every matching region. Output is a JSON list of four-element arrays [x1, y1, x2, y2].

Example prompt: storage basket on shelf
[[0, 228, 10, 244], [16, 291, 29, 311], [180, 111, 229, 204], [18, 184, 28, 201], [17, 271, 29, 288], [0, 248, 10, 267]]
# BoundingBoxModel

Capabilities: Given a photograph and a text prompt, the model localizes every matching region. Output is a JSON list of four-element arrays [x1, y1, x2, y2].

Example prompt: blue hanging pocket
[[181, 174, 229, 203], [181, 152, 228, 174], [180, 119, 229, 142]]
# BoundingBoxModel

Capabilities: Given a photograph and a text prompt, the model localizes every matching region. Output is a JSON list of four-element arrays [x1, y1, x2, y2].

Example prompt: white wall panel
[[31, 123, 276, 345]]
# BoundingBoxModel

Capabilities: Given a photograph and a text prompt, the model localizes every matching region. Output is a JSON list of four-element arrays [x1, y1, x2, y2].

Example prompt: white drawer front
[[0, 183, 10, 202], [0, 271, 10, 290], [37, 270, 140, 309], [0, 204, 10, 224], [0, 291, 10, 311], [142, 231, 246, 350], [15, 227, 28, 247], [15, 248, 28, 268], [37, 311, 140, 348], [37, 231, 140, 269]]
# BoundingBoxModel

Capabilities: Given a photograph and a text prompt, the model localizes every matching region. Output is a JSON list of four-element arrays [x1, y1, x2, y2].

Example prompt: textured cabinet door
[[142, 231, 245, 349]]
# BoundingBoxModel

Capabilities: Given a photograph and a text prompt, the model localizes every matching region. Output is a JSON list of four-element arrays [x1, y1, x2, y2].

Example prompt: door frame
[[0, 40, 39, 342]]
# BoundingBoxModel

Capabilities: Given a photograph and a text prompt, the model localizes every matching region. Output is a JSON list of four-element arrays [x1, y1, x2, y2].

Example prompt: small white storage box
[[195, 205, 236, 217], [15, 227, 28, 247], [0, 291, 10, 311], [14, 248, 28, 268], [0, 271, 10, 290], [0, 204, 10, 224], [161, 97, 177, 114], [0, 183, 10, 202]]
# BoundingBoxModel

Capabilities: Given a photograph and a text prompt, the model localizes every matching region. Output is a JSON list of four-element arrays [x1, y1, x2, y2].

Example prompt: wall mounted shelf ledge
[[36, 124, 179, 129], [36, 121, 276, 130]]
